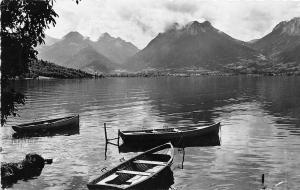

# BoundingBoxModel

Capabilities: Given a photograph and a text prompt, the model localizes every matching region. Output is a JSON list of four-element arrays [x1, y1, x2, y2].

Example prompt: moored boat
[[87, 142, 174, 190], [119, 122, 220, 145], [12, 115, 79, 133], [118, 133, 221, 153]]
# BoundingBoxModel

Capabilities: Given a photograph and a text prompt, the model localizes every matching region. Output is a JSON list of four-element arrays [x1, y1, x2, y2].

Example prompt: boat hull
[[119, 134, 221, 153], [87, 167, 173, 190], [87, 143, 174, 190], [119, 122, 220, 145], [12, 115, 79, 133]]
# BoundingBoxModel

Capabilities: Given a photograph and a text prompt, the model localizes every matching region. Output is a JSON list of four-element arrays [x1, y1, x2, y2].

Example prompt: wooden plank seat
[[126, 166, 163, 183], [116, 170, 152, 176], [148, 130, 158, 133], [97, 174, 119, 185], [123, 131, 147, 134], [173, 128, 181, 132], [126, 175, 148, 184], [133, 160, 167, 166]]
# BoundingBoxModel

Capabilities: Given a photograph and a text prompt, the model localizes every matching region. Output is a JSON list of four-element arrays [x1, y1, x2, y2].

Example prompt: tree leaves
[[1, 0, 82, 125], [1, 88, 26, 126], [1, 0, 58, 78], [1, 0, 58, 125]]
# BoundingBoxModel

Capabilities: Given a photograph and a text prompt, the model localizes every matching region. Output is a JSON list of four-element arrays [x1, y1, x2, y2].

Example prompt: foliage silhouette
[[1, 0, 58, 125]]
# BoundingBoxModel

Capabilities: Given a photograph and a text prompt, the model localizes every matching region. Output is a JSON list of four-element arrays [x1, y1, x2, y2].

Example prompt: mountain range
[[250, 17, 300, 73], [92, 33, 139, 65], [37, 32, 139, 73], [38, 17, 300, 75], [124, 21, 269, 73]]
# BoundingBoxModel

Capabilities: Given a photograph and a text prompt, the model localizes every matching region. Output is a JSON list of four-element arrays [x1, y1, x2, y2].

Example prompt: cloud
[[188, 1, 300, 42], [164, 1, 198, 14], [134, 19, 153, 34], [245, 9, 274, 33], [164, 22, 180, 32], [45, 0, 300, 49], [117, 6, 154, 34]]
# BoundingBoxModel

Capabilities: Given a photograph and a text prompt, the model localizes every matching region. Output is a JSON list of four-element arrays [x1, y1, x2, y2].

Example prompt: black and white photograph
[[1, 0, 300, 189]]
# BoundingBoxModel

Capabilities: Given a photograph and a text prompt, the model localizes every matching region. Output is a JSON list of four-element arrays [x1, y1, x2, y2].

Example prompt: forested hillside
[[28, 60, 97, 78]]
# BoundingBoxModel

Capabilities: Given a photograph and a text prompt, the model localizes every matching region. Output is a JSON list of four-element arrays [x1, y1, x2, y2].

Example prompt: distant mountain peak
[[39, 34, 60, 46], [291, 17, 300, 22], [273, 17, 300, 36], [188, 20, 212, 27], [102, 32, 111, 36], [125, 19, 262, 72], [63, 31, 84, 41], [202, 20, 212, 26], [97, 32, 115, 42], [189, 20, 200, 26], [183, 20, 216, 35], [97, 32, 138, 48], [93, 32, 139, 64]]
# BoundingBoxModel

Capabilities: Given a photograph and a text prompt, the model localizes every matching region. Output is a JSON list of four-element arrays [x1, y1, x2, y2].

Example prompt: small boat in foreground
[[87, 143, 174, 190], [119, 122, 220, 145], [12, 115, 79, 133]]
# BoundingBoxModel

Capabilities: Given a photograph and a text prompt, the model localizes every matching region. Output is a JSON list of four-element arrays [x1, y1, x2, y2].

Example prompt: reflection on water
[[1, 164, 44, 189], [1, 153, 52, 189], [1, 76, 300, 189]]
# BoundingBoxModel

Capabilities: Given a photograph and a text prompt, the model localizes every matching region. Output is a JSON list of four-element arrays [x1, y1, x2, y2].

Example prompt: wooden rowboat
[[119, 134, 221, 153], [87, 142, 174, 190], [119, 122, 220, 145], [12, 115, 79, 133]]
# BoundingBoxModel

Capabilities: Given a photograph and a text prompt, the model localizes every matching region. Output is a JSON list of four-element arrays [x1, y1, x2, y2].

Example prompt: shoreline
[[7, 72, 300, 81]]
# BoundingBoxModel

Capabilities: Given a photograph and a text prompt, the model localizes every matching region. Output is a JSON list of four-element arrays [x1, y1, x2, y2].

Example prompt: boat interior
[[121, 123, 220, 134], [122, 126, 205, 134], [93, 147, 172, 188], [17, 116, 76, 127]]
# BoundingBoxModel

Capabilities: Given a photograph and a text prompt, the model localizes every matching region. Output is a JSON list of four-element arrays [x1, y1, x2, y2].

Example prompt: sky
[[46, 0, 300, 49]]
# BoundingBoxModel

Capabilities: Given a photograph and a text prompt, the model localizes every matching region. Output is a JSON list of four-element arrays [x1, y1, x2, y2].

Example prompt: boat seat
[[148, 130, 158, 133], [123, 131, 146, 134], [126, 175, 148, 184], [133, 160, 167, 166], [97, 174, 119, 185], [116, 170, 152, 176]]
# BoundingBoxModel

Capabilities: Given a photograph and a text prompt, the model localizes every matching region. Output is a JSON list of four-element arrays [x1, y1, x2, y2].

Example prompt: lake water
[[1, 76, 300, 190]]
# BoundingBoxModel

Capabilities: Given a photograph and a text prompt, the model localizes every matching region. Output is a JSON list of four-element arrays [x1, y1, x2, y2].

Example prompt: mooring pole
[[117, 129, 120, 146], [181, 148, 185, 169], [104, 122, 119, 146], [104, 123, 108, 143]]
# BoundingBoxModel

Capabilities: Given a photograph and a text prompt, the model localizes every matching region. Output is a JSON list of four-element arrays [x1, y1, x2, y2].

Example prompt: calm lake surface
[[1, 76, 300, 190]]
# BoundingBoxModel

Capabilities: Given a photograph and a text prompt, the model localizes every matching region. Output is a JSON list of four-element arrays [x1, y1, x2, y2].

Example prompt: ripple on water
[[1, 77, 300, 189]]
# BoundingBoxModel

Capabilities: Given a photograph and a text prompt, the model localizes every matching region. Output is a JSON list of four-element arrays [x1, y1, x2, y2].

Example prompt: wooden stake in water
[[103, 123, 119, 146], [117, 129, 120, 146], [104, 123, 108, 143]]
